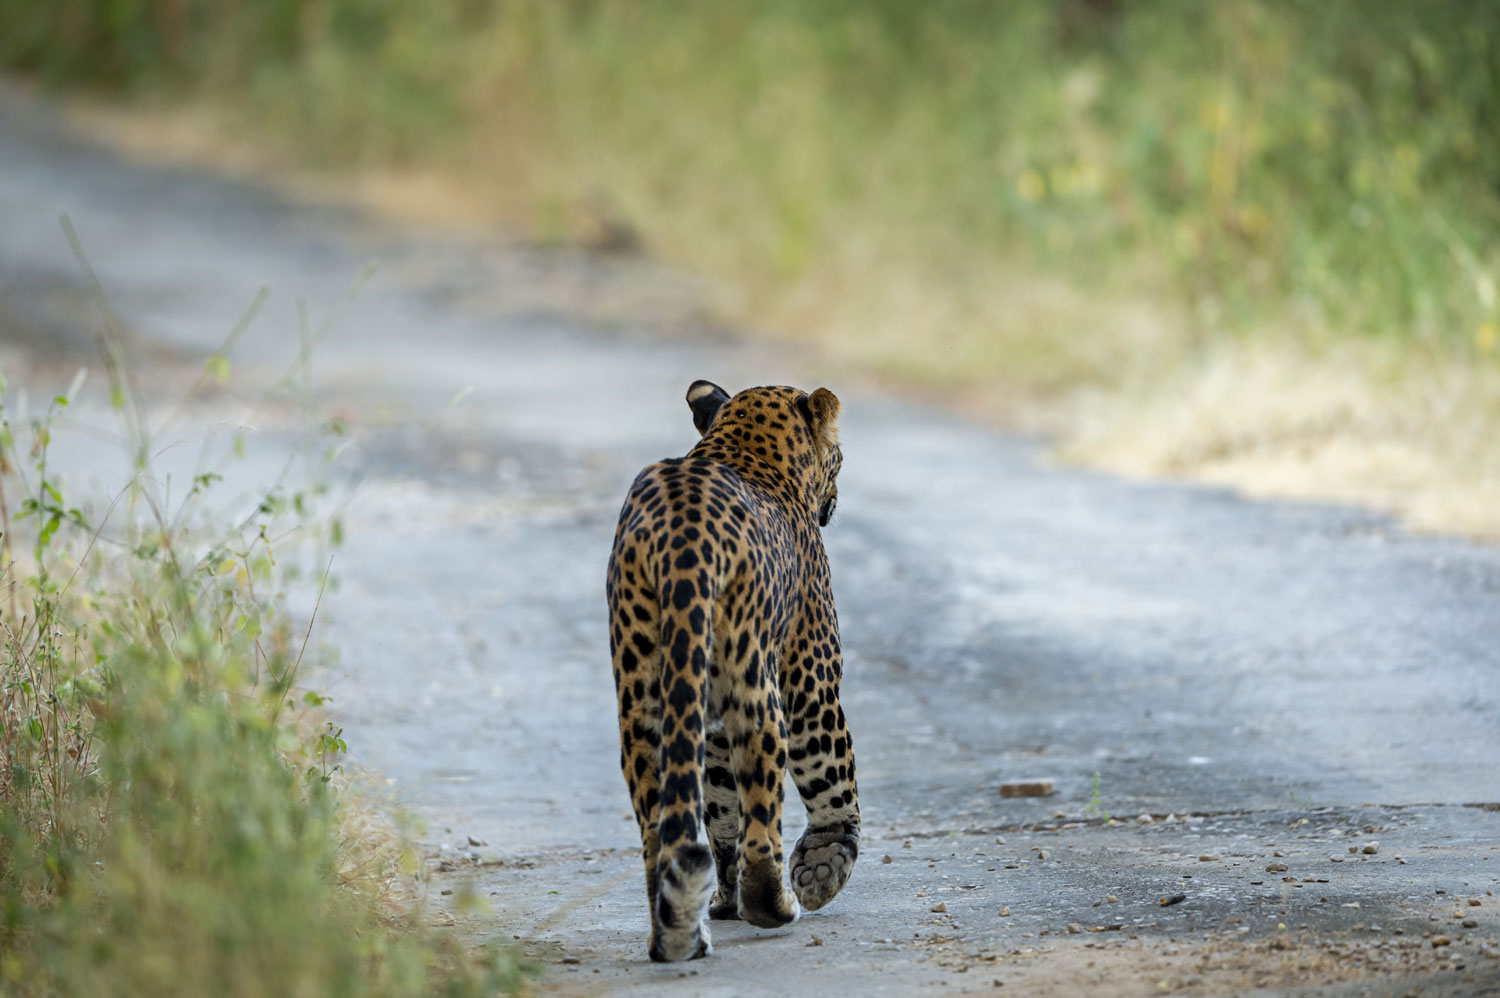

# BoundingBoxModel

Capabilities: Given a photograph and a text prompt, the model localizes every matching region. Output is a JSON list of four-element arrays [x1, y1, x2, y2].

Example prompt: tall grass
[[0, 252, 524, 996]]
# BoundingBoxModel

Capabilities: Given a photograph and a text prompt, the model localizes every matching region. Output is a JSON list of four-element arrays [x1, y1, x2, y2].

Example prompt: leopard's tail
[[648, 570, 716, 962]]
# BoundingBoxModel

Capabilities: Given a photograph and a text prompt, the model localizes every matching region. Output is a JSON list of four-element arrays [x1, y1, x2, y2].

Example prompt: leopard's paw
[[649, 844, 715, 961], [648, 922, 711, 962], [790, 828, 858, 911]]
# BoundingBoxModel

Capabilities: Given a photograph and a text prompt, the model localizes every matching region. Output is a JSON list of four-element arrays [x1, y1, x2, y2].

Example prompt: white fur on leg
[[650, 845, 715, 962]]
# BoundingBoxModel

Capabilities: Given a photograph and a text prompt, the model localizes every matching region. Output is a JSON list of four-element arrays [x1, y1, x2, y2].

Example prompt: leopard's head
[[686, 380, 843, 526]]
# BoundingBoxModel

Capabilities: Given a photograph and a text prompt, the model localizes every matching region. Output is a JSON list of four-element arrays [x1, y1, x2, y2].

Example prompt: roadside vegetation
[[3, 0, 1495, 533], [0, 248, 524, 996]]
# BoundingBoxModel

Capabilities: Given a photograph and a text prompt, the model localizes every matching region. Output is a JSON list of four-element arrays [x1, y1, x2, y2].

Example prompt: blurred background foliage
[[3, 0, 1497, 527]]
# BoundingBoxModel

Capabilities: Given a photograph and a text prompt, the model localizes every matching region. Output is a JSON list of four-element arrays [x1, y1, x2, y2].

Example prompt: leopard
[[604, 380, 860, 963]]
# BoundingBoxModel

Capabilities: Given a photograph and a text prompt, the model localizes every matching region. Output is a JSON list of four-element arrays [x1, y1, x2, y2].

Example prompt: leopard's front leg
[[782, 629, 860, 911]]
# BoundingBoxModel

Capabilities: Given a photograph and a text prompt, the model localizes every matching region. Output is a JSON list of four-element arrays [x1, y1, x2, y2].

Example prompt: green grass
[[0, 250, 526, 997], [6, 0, 1495, 374]]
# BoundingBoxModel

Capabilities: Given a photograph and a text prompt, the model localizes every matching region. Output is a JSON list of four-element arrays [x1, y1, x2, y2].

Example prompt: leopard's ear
[[796, 387, 841, 450], [686, 380, 731, 436]]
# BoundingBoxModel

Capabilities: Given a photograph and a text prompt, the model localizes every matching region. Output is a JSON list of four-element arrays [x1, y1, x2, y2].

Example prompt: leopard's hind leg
[[644, 575, 718, 962], [723, 661, 800, 929], [704, 727, 741, 920], [783, 613, 861, 912], [609, 558, 711, 962]]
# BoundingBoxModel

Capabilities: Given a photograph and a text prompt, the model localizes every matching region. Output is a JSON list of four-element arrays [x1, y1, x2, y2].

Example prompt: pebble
[[994, 836, 1007, 845], [999, 779, 1054, 798], [1470, 899, 1483, 907], [999, 907, 1011, 916], [1067, 923, 1082, 935], [931, 902, 948, 913], [1036, 850, 1049, 861], [1107, 895, 1118, 903], [1137, 814, 1154, 825], [881, 855, 893, 864], [1199, 853, 1222, 862], [1329, 856, 1344, 863], [1432, 936, 1452, 948], [1347, 845, 1359, 854], [1159, 893, 1187, 907], [1053, 811, 1067, 819], [1464, 919, 1478, 928], [1362, 842, 1379, 855], [1266, 862, 1289, 873]]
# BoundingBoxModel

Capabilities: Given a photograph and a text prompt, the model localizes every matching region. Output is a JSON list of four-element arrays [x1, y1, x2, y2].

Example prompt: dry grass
[[1064, 340, 1500, 539]]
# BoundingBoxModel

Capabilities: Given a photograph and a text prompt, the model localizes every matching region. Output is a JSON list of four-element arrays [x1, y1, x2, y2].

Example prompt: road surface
[[1, 88, 1497, 996]]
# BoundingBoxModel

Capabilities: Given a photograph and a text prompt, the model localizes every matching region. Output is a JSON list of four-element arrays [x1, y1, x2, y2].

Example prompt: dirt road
[[2, 89, 1497, 996]]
